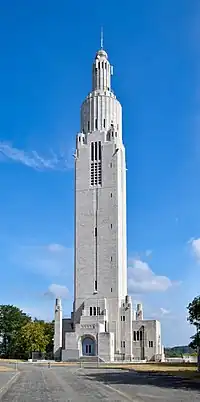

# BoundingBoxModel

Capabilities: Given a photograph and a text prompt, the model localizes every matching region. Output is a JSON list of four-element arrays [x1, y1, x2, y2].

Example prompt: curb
[[0, 371, 20, 400]]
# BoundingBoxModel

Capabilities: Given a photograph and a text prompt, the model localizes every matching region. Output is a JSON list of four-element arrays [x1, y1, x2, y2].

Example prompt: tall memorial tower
[[54, 39, 164, 363], [73, 41, 127, 348]]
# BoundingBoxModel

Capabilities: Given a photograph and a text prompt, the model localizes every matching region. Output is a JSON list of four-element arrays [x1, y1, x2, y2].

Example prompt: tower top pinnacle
[[100, 27, 104, 50]]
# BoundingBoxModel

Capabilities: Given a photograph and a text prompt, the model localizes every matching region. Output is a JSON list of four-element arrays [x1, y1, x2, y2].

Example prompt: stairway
[[80, 355, 105, 363]]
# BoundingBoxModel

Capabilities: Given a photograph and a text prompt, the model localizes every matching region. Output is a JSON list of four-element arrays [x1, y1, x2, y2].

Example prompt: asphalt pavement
[[0, 363, 199, 401]]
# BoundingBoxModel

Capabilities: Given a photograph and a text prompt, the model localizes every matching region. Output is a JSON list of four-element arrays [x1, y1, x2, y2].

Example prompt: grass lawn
[[118, 363, 200, 381], [0, 359, 24, 363], [0, 366, 16, 372]]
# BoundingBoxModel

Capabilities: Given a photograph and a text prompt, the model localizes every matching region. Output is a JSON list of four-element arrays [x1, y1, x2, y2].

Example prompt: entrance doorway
[[82, 336, 95, 356]]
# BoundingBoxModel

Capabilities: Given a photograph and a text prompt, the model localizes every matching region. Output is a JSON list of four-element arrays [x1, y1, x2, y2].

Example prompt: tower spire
[[100, 27, 104, 49]]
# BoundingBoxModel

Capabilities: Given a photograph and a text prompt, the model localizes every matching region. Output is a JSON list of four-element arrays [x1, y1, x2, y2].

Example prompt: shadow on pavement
[[82, 369, 200, 392]]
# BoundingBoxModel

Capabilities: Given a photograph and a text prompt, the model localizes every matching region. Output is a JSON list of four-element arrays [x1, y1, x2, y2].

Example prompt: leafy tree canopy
[[0, 305, 54, 359], [16, 322, 50, 356], [187, 295, 200, 351], [187, 296, 200, 327], [0, 305, 31, 358]]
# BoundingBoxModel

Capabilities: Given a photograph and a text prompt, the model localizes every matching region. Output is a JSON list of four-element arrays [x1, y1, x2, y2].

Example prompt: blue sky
[[0, 0, 200, 347]]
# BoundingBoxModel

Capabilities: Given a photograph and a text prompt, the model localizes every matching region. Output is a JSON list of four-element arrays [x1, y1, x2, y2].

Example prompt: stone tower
[[53, 42, 164, 363], [53, 297, 62, 360], [74, 44, 127, 351]]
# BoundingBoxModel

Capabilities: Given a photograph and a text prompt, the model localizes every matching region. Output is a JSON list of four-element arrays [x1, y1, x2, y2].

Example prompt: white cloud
[[160, 307, 170, 315], [45, 283, 69, 299], [0, 141, 73, 171], [128, 258, 174, 293], [188, 237, 200, 260], [13, 243, 73, 277], [47, 243, 66, 252]]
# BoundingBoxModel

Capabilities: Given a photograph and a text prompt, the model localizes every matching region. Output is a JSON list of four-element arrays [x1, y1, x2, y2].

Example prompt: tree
[[33, 318, 54, 359], [0, 305, 31, 358], [189, 334, 199, 351], [187, 296, 200, 327], [187, 295, 200, 371], [43, 321, 54, 359], [15, 321, 50, 359]]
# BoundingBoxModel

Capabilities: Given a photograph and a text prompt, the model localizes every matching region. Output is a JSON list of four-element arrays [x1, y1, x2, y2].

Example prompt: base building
[[53, 44, 165, 362]]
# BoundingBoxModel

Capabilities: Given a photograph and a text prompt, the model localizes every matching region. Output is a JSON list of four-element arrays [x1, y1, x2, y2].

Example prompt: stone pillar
[[136, 303, 143, 320], [53, 298, 62, 361]]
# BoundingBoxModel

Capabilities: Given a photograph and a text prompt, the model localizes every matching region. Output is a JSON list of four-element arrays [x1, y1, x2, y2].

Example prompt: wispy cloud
[[12, 243, 73, 278], [128, 258, 179, 293], [160, 307, 170, 315], [44, 283, 69, 299], [188, 237, 200, 261], [0, 141, 73, 171]]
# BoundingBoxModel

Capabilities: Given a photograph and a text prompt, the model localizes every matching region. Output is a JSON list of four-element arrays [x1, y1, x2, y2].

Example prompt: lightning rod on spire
[[100, 27, 104, 49]]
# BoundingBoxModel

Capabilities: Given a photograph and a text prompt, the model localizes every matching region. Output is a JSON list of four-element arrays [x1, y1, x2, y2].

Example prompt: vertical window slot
[[91, 142, 94, 161], [95, 142, 98, 161], [98, 141, 102, 161]]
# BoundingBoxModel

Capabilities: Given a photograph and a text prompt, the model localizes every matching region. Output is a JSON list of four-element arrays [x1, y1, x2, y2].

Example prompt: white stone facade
[[53, 44, 164, 363]]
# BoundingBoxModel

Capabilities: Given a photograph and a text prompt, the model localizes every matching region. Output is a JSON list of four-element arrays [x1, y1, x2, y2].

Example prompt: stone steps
[[80, 356, 105, 362]]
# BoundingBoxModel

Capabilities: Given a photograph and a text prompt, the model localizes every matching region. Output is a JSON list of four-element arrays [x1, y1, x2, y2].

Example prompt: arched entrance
[[82, 336, 96, 356]]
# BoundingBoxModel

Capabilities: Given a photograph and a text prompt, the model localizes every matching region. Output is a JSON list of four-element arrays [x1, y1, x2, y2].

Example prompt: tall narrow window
[[134, 331, 136, 341], [95, 142, 98, 160], [90, 142, 94, 186], [107, 131, 111, 141], [90, 307, 92, 316], [98, 142, 102, 160], [137, 331, 139, 341], [88, 121, 90, 131], [91, 142, 94, 161], [103, 118, 106, 128], [95, 118, 98, 129], [95, 280, 97, 291], [93, 307, 96, 316], [97, 307, 100, 315], [90, 141, 102, 187], [95, 227, 97, 236]]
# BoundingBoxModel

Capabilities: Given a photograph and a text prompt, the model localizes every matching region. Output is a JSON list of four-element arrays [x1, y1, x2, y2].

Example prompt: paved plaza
[[0, 363, 200, 401]]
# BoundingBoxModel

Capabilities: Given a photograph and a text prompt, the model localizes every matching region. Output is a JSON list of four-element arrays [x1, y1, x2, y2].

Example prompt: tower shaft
[[74, 47, 127, 329]]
